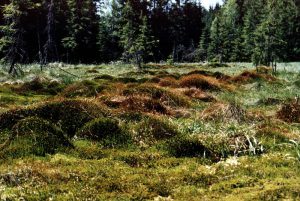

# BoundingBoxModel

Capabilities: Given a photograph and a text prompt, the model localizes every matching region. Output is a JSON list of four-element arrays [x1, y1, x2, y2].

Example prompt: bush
[[76, 118, 131, 147], [1, 117, 72, 157]]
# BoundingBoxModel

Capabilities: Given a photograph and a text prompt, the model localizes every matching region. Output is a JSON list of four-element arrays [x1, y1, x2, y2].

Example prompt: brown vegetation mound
[[120, 96, 169, 115], [61, 80, 108, 97], [183, 88, 216, 102], [277, 101, 300, 123], [158, 77, 179, 87], [1, 117, 72, 156], [180, 74, 222, 91], [231, 71, 276, 83], [14, 76, 64, 95], [201, 102, 247, 122], [123, 84, 190, 107], [0, 99, 110, 137]]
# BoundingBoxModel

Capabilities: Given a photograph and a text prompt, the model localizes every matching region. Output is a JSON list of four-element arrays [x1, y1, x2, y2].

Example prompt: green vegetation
[[0, 63, 299, 200]]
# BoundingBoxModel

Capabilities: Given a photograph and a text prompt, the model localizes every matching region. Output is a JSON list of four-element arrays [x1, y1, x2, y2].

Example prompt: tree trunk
[[44, 0, 57, 64]]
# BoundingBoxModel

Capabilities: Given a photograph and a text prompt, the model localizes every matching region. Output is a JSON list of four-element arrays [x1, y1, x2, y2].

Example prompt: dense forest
[[0, 0, 299, 70]]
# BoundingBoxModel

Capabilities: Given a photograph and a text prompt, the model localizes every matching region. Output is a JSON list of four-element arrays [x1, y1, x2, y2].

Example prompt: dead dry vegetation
[[0, 63, 299, 200]]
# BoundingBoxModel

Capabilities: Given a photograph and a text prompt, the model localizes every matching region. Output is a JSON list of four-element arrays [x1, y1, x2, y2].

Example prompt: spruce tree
[[0, 0, 25, 74]]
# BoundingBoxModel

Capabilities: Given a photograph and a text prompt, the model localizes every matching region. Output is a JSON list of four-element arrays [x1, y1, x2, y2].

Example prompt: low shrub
[[185, 70, 231, 81], [0, 109, 35, 131], [76, 118, 131, 147], [115, 77, 138, 83], [86, 69, 99, 74]]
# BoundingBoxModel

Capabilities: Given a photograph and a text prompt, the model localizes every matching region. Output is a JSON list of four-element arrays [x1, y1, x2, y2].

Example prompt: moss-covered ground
[[0, 62, 300, 200]]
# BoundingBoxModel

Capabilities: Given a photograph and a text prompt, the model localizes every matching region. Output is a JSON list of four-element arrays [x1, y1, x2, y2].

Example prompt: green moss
[[133, 115, 179, 145], [61, 80, 106, 97], [0, 99, 110, 137], [76, 118, 131, 147], [1, 117, 72, 157]]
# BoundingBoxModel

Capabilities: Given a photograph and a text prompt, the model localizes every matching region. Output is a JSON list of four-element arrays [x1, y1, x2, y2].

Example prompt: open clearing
[[0, 63, 300, 200]]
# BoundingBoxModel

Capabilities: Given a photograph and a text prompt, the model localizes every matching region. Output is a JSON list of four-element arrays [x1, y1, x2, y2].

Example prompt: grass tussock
[[180, 74, 221, 90], [231, 70, 277, 83], [120, 96, 170, 115], [158, 77, 179, 88], [201, 102, 247, 123], [123, 84, 190, 108], [179, 74, 234, 91], [183, 88, 216, 102]]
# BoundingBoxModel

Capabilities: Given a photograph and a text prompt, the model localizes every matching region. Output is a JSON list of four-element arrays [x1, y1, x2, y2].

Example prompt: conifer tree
[[0, 0, 25, 74]]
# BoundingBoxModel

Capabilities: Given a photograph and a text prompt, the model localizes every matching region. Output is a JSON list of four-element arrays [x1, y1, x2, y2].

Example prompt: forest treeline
[[0, 0, 299, 69]]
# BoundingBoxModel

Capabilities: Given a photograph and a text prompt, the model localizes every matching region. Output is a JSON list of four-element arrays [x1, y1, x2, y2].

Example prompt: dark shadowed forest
[[0, 0, 299, 68]]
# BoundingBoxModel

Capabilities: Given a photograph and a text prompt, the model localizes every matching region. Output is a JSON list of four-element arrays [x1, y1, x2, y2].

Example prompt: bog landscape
[[0, 0, 300, 200]]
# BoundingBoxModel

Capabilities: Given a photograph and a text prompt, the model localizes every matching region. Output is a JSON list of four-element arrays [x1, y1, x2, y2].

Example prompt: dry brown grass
[[277, 101, 300, 123], [201, 102, 247, 122], [180, 74, 221, 90], [183, 88, 216, 102], [158, 77, 179, 88], [179, 74, 234, 91], [230, 70, 277, 83]]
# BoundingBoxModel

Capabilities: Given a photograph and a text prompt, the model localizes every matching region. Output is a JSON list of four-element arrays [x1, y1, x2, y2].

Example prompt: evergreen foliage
[[0, 0, 299, 70]]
